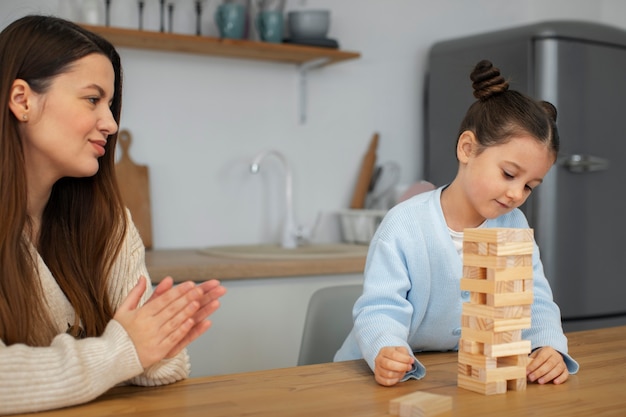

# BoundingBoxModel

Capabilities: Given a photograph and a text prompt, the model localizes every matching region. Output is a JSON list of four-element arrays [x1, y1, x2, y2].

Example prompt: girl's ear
[[456, 131, 477, 163], [8, 79, 32, 121]]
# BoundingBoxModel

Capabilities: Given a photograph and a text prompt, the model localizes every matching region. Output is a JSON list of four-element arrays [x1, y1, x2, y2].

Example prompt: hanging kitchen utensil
[[115, 129, 153, 249]]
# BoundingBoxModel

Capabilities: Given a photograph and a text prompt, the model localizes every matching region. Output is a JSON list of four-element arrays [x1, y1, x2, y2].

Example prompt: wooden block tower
[[457, 228, 534, 395]]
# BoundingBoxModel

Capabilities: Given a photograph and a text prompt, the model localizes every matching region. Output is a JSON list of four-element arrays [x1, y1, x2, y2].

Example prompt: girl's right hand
[[374, 346, 415, 386], [113, 276, 206, 369]]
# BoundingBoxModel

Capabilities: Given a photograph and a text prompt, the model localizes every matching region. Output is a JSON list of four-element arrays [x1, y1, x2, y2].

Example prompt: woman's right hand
[[148, 276, 227, 360], [374, 346, 415, 386], [113, 276, 210, 369]]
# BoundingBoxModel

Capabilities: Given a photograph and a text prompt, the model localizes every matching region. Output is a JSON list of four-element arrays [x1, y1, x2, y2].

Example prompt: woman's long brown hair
[[0, 16, 127, 346]]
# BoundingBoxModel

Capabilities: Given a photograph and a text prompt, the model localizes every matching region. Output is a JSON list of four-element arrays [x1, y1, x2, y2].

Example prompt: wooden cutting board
[[350, 132, 379, 209], [115, 129, 153, 249]]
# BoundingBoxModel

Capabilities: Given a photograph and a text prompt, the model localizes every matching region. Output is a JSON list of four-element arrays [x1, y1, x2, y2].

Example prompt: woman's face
[[459, 133, 554, 222], [18, 53, 117, 187]]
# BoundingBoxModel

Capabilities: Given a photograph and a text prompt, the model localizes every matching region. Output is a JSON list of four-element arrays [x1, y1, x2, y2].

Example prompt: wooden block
[[458, 351, 497, 369], [492, 317, 531, 332], [461, 328, 521, 344], [507, 377, 527, 391], [463, 265, 486, 279], [503, 356, 531, 390], [458, 374, 507, 395], [463, 228, 533, 244], [462, 303, 529, 320], [486, 291, 533, 307], [464, 237, 533, 258], [508, 255, 533, 267], [480, 365, 526, 382], [463, 253, 532, 269], [487, 241, 534, 256], [462, 315, 490, 331], [470, 291, 486, 304], [495, 280, 524, 293], [389, 392, 411, 415], [461, 278, 496, 294], [408, 393, 452, 417], [462, 314, 531, 332], [463, 241, 488, 255], [389, 391, 452, 417], [462, 278, 526, 294], [459, 338, 483, 354], [458, 362, 472, 376], [498, 354, 530, 367], [487, 266, 533, 281], [484, 340, 531, 357], [524, 279, 533, 292]]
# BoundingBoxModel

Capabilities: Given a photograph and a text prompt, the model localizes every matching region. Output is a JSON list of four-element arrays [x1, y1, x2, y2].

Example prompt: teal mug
[[255, 10, 283, 43], [215, 3, 246, 39]]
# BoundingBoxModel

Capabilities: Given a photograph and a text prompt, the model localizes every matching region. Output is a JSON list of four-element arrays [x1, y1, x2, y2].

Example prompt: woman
[[0, 15, 226, 414], [334, 60, 579, 387]]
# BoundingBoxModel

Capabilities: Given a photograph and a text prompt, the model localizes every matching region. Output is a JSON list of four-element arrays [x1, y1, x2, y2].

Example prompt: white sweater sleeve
[[0, 213, 190, 415], [0, 320, 143, 415]]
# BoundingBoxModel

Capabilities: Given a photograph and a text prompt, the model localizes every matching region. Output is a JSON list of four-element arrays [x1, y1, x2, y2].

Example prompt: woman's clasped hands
[[114, 276, 226, 369]]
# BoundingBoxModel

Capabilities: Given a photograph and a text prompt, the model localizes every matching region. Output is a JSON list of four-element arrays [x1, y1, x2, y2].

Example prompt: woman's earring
[[22, 114, 28, 121]]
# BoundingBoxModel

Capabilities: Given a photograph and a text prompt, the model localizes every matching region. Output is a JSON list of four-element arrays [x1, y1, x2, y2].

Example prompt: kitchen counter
[[18, 325, 626, 417], [145, 246, 367, 282]]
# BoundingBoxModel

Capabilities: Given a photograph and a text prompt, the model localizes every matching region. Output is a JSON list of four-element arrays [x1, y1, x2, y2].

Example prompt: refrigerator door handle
[[560, 154, 610, 173]]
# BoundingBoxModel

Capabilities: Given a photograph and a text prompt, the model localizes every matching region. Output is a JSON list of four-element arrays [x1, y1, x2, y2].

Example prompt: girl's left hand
[[527, 346, 569, 384]]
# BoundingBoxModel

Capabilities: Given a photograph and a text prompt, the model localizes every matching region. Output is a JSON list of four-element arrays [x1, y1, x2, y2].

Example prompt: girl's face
[[458, 132, 554, 222], [16, 53, 118, 188]]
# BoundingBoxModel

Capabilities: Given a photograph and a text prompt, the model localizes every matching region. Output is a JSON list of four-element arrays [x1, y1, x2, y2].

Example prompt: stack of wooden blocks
[[457, 228, 534, 395]]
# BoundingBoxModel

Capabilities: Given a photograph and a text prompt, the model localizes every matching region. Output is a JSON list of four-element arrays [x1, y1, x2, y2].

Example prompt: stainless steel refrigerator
[[424, 20, 626, 332]]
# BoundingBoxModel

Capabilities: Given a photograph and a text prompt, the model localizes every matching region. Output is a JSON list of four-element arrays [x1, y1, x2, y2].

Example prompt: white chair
[[297, 284, 363, 366]]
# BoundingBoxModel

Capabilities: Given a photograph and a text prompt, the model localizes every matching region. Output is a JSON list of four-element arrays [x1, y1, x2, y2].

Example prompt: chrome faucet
[[250, 150, 302, 249]]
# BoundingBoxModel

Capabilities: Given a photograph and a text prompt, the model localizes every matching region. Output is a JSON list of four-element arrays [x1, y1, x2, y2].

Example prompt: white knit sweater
[[0, 214, 190, 415]]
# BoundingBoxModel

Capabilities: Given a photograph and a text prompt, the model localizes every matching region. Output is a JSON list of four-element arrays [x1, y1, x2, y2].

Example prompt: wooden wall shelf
[[81, 25, 360, 66], [82, 25, 360, 123]]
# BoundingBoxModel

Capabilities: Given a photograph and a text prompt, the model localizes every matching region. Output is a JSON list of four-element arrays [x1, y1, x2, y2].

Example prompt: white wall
[[3, 0, 626, 249]]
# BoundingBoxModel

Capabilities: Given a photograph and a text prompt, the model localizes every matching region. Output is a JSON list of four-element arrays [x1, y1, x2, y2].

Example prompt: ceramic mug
[[215, 3, 246, 39], [256, 10, 283, 43]]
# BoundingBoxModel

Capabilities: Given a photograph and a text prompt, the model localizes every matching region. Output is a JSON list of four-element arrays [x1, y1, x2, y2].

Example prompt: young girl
[[334, 59, 579, 387], [0, 15, 226, 414]]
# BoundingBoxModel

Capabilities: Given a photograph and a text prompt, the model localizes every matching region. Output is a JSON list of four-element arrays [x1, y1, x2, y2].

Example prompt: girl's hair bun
[[470, 59, 509, 100]]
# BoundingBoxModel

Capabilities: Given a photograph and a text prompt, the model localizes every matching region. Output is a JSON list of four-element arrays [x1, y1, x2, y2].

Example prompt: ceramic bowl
[[287, 10, 330, 39]]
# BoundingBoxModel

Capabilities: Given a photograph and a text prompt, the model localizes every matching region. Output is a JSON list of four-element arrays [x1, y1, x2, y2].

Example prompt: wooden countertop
[[19, 325, 626, 416], [145, 246, 367, 282]]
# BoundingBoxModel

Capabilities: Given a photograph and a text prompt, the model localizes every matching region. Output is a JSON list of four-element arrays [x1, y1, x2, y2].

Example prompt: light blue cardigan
[[334, 186, 579, 380]]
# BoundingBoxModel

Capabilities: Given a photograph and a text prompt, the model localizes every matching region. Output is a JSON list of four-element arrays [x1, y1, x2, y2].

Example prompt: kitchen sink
[[197, 243, 368, 260]]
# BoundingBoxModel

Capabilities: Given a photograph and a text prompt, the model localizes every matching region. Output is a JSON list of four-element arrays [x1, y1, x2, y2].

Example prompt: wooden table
[[18, 326, 626, 416]]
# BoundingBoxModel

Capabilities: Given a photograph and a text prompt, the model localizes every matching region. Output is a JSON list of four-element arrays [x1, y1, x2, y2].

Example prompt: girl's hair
[[457, 59, 559, 158], [0, 15, 127, 346]]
